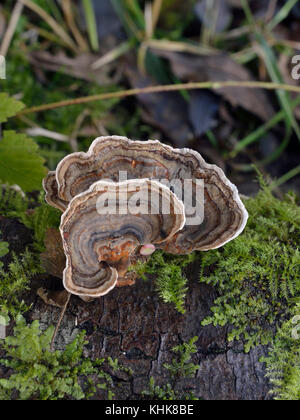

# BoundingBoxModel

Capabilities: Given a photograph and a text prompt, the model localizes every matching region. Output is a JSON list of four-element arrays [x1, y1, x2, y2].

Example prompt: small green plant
[[0, 186, 61, 252], [200, 181, 300, 352], [0, 236, 9, 269], [0, 250, 42, 318], [130, 251, 196, 314], [143, 336, 200, 400], [0, 186, 30, 220], [0, 316, 122, 400], [107, 356, 133, 376], [262, 303, 300, 400], [21, 197, 61, 252]]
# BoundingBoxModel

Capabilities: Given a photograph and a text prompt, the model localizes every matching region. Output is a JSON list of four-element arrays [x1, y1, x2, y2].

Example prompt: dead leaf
[[125, 65, 193, 147], [40, 228, 66, 280], [37, 288, 69, 308], [189, 90, 220, 136], [29, 51, 115, 85], [153, 50, 274, 121]]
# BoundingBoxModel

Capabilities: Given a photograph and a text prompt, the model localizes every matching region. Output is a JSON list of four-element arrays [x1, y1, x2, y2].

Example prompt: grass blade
[[233, 130, 291, 172], [241, 0, 300, 143], [257, 34, 300, 142], [110, 0, 142, 40], [270, 165, 300, 190], [82, 0, 99, 51], [268, 0, 299, 30], [231, 95, 300, 157]]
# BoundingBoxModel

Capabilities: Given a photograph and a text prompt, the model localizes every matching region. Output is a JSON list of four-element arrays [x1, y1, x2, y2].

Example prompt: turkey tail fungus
[[43, 136, 248, 299], [60, 179, 185, 298]]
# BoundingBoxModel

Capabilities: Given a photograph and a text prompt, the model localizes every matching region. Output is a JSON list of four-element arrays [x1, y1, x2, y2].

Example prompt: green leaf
[[0, 131, 47, 192], [0, 94, 25, 123]]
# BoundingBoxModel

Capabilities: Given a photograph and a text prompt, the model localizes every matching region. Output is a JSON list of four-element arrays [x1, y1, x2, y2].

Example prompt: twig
[[50, 292, 71, 352], [69, 109, 90, 152], [25, 127, 69, 142], [0, 0, 24, 56], [17, 80, 300, 116]]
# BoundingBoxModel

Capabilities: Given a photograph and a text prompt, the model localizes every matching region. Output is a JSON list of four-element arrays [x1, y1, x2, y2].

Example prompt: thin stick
[[17, 80, 300, 116], [0, 0, 24, 56], [50, 292, 71, 351], [25, 127, 69, 142]]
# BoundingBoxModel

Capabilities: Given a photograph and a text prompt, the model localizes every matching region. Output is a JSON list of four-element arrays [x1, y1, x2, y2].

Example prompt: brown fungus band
[[60, 179, 185, 297]]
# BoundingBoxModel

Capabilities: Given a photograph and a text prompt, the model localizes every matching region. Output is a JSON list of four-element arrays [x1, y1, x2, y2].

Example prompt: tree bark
[[1, 216, 271, 400]]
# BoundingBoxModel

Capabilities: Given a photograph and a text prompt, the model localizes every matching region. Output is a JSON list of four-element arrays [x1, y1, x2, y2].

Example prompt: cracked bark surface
[[1, 216, 271, 400]]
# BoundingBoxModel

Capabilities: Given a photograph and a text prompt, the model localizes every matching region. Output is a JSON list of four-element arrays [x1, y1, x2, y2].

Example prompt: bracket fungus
[[43, 135, 248, 299], [60, 179, 185, 297]]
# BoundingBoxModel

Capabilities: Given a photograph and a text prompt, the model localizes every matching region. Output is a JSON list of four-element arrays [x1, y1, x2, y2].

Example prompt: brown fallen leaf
[[125, 64, 193, 147], [40, 228, 66, 280], [152, 50, 274, 121], [37, 287, 70, 308], [28, 51, 115, 85]]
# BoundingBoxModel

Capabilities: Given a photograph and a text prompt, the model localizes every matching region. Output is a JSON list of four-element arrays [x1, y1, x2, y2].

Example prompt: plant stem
[[50, 293, 71, 352], [18, 81, 300, 116], [231, 96, 300, 157], [270, 165, 300, 190], [0, 0, 24, 56]]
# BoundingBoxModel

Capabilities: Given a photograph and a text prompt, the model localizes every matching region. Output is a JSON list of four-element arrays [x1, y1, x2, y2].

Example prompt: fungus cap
[[46, 136, 248, 253], [60, 178, 185, 298]]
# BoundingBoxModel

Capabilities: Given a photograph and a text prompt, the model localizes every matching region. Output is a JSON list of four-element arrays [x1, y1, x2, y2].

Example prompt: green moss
[[0, 251, 43, 319], [0, 237, 9, 269], [0, 186, 30, 220], [262, 303, 300, 400], [0, 316, 120, 400], [0, 187, 61, 318], [21, 197, 61, 252], [200, 183, 300, 352], [130, 251, 197, 314], [0, 186, 61, 252], [143, 336, 200, 400]]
